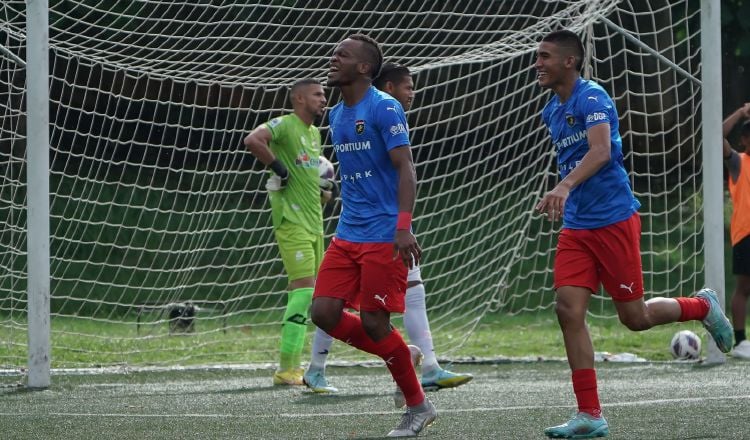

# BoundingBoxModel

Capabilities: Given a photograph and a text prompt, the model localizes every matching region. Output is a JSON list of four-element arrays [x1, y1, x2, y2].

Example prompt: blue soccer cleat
[[420, 367, 474, 391], [303, 368, 338, 393], [695, 288, 733, 353], [544, 412, 609, 439]]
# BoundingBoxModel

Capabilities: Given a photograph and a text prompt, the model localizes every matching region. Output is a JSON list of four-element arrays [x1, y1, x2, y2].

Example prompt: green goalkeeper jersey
[[264, 113, 323, 235]]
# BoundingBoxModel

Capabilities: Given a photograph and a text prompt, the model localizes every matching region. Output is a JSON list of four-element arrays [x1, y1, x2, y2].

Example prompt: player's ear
[[564, 54, 577, 69], [357, 61, 371, 76], [289, 90, 302, 106]]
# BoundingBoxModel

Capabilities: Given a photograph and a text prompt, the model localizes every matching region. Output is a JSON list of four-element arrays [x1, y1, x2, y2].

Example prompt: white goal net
[[0, 0, 710, 370]]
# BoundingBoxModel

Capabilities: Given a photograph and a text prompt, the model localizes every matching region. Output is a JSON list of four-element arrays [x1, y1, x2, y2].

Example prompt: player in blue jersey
[[534, 30, 732, 439], [309, 35, 436, 438], [304, 63, 473, 401]]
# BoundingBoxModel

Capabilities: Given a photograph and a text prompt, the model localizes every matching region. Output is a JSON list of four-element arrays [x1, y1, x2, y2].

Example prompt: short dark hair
[[742, 120, 750, 138], [348, 33, 383, 79], [290, 78, 321, 94], [373, 63, 411, 90], [542, 30, 584, 71], [289, 78, 321, 103]]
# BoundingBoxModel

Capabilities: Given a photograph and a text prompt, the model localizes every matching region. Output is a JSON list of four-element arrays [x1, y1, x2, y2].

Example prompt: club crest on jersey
[[294, 152, 319, 168], [355, 119, 365, 135], [566, 115, 575, 127]]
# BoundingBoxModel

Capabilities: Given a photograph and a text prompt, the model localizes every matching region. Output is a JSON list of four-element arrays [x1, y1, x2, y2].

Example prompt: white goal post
[[0, 0, 725, 387]]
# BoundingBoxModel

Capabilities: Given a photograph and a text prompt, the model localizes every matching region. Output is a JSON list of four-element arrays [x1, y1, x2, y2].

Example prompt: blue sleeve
[[375, 99, 410, 151], [541, 104, 551, 131], [581, 88, 616, 130], [326, 107, 336, 141]]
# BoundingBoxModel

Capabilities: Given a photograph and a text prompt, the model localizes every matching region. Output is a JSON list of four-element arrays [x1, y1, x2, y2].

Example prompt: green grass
[[0, 167, 739, 369], [0, 311, 709, 369], [2, 361, 748, 439], [0, 166, 715, 316]]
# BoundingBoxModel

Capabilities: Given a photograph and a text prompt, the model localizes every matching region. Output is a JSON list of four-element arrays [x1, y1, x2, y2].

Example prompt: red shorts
[[314, 237, 408, 312], [554, 212, 644, 302]]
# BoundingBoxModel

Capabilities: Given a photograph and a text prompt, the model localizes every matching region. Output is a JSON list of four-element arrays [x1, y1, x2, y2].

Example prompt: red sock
[[326, 311, 381, 353], [379, 329, 425, 406], [328, 312, 425, 406], [572, 369, 601, 418], [675, 297, 709, 322]]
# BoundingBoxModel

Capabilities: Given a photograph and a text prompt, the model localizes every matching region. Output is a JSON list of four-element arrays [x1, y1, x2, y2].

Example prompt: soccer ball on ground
[[670, 330, 702, 360], [319, 156, 334, 179]]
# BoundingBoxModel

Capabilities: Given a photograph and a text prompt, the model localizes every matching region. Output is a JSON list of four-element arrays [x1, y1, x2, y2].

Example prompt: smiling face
[[534, 41, 572, 90], [327, 39, 368, 87]]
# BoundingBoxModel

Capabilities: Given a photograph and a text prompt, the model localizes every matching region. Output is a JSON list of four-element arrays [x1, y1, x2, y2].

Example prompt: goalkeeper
[[243, 79, 335, 386], [303, 63, 473, 399]]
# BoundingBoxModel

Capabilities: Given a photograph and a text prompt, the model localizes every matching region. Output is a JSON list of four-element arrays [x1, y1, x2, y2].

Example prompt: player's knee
[[310, 310, 333, 332], [619, 314, 650, 331], [360, 318, 382, 340], [310, 300, 338, 332], [360, 313, 390, 341], [738, 283, 750, 298], [554, 300, 583, 325]]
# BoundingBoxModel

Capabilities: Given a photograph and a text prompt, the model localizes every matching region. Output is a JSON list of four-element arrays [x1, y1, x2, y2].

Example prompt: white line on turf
[[1, 394, 748, 419]]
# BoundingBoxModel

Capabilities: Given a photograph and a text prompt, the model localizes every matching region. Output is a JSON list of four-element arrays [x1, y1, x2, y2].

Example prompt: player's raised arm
[[724, 138, 736, 161], [723, 102, 750, 138], [722, 104, 750, 183], [389, 145, 421, 268]]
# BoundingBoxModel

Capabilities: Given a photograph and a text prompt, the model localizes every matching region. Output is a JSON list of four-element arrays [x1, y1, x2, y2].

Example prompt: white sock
[[404, 283, 440, 372], [309, 327, 334, 371]]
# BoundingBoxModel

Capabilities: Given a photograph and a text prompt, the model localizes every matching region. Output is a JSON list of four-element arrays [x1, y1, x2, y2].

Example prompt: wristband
[[269, 159, 288, 178], [396, 212, 412, 230]]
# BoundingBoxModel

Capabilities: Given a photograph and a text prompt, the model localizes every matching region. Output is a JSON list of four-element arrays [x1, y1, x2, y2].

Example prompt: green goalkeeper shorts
[[274, 220, 324, 282]]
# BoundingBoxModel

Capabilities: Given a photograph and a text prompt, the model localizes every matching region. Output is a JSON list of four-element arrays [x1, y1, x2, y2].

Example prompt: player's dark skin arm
[[723, 103, 750, 138], [389, 145, 421, 268], [724, 139, 735, 160], [536, 123, 611, 222], [349, 145, 422, 343], [312, 147, 421, 343]]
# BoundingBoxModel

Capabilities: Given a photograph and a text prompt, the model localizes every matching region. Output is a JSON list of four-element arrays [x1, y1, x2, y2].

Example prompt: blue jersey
[[329, 86, 411, 242], [541, 77, 640, 229]]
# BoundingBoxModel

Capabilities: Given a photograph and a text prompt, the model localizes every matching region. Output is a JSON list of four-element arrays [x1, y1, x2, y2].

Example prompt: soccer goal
[[0, 0, 723, 387]]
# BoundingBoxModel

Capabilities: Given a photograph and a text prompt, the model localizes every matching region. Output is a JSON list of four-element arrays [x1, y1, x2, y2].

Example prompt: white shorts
[[407, 264, 422, 283]]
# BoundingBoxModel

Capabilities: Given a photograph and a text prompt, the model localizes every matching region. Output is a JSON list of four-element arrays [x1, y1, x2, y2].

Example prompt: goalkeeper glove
[[266, 159, 289, 191], [319, 178, 339, 199], [265, 175, 288, 191]]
